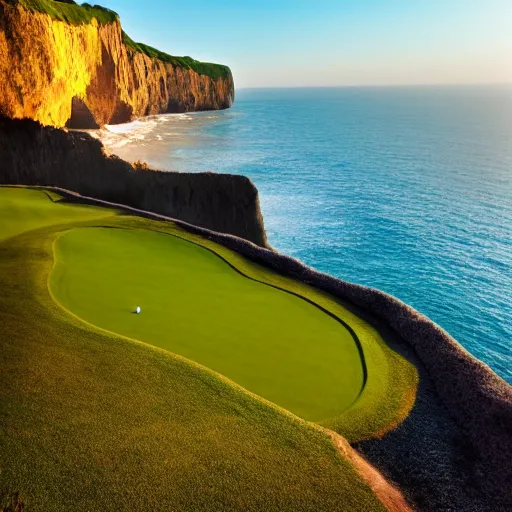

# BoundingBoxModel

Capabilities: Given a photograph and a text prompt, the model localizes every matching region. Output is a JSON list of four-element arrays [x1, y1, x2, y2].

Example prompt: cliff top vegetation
[[9, 0, 231, 80], [12, 0, 118, 24], [122, 31, 232, 80]]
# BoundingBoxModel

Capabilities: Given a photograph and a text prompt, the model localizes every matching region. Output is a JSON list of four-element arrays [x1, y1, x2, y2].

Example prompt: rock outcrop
[[0, 0, 234, 128], [0, 116, 267, 247]]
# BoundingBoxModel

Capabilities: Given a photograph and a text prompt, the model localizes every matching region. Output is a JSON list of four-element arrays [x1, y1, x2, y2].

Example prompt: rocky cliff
[[0, 0, 234, 128], [0, 116, 267, 247]]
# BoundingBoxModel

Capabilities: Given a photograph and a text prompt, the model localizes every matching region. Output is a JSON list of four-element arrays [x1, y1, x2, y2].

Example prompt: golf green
[[0, 187, 392, 511], [1, 187, 418, 442], [50, 227, 365, 421]]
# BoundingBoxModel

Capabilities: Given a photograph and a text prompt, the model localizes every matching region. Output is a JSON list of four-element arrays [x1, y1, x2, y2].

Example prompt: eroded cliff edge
[[0, 116, 268, 247], [0, 0, 234, 128]]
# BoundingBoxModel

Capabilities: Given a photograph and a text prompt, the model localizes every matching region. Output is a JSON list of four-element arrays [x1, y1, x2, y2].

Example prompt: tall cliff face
[[0, 0, 234, 128], [0, 116, 267, 247]]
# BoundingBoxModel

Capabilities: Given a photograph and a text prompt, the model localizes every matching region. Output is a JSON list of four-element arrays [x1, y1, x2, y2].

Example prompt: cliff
[[0, 116, 267, 247], [0, 0, 234, 128]]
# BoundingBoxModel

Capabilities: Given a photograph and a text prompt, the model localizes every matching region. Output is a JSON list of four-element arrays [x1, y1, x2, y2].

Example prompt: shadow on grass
[[0, 491, 24, 512]]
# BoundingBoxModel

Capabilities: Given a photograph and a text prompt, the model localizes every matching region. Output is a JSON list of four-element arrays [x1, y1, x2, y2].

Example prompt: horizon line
[[235, 81, 512, 91]]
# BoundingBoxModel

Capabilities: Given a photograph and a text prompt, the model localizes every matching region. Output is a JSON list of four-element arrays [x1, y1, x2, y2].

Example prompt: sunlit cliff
[[0, 0, 234, 128]]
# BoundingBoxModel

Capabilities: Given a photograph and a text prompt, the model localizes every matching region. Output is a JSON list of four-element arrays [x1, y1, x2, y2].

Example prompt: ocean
[[96, 85, 512, 382]]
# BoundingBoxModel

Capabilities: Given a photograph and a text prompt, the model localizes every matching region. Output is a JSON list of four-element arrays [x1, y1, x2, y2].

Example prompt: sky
[[103, 0, 512, 88]]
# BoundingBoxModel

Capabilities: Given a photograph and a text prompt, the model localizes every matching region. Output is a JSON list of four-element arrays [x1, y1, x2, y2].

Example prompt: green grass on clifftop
[[0, 187, 388, 511], [14, 0, 119, 24], [0, 186, 418, 440], [122, 31, 232, 80]]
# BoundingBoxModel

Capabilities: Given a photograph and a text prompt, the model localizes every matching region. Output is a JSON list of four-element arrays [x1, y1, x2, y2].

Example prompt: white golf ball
[[136, 306, 141, 314]]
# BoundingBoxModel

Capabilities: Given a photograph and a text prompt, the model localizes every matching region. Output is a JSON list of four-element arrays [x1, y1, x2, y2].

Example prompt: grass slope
[[0, 187, 389, 510], [0, 187, 115, 241], [50, 226, 364, 422], [0, 187, 418, 439]]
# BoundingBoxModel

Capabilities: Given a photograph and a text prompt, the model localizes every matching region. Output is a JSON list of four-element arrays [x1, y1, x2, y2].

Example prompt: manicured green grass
[[0, 187, 387, 510], [0, 187, 418, 439], [50, 226, 364, 422], [0, 188, 115, 242]]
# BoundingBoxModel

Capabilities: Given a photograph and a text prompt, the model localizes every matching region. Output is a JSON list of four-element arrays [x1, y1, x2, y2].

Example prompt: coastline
[[93, 86, 512, 384], [2, 1, 510, 509]]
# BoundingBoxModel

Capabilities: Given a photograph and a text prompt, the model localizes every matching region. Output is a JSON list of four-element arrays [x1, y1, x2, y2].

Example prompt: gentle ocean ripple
[[97, 85, 512, 382]]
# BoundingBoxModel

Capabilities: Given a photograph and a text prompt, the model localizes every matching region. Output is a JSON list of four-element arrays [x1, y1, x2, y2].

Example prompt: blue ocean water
[[99, 85, 512, 382]]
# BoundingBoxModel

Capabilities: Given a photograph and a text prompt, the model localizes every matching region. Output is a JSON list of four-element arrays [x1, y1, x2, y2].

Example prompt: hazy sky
[[104, 0, 511, 88]]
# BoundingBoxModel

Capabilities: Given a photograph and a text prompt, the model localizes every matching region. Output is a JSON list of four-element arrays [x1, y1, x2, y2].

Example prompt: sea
[[95, 85, 512, 383]]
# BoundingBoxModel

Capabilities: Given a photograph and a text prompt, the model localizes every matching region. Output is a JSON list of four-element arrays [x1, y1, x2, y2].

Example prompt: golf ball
[[136, 306, 141, 314]]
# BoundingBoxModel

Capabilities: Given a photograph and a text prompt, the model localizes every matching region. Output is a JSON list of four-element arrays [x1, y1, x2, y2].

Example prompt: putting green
[[50, 227, 365, 421], [1, 187, 418, 442]]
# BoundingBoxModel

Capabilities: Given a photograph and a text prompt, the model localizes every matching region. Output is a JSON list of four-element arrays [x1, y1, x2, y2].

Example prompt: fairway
[[51, 227, 364, 421], [0, 187, 420, 510], [0, 187, 115, 242], [1, 187, 418, 439], [1, 188, 393, 511]]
